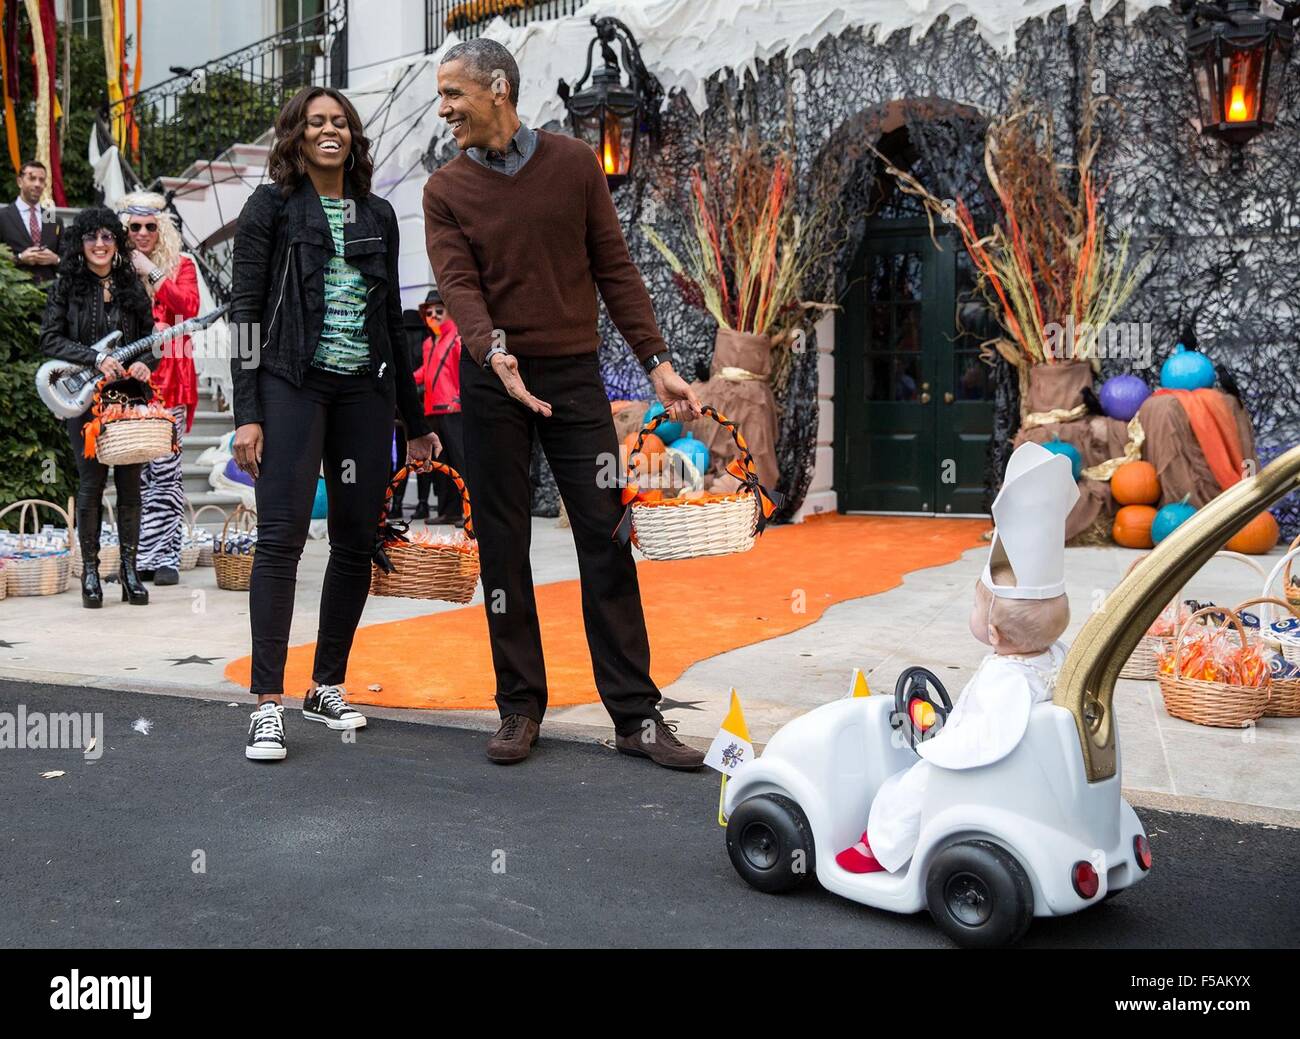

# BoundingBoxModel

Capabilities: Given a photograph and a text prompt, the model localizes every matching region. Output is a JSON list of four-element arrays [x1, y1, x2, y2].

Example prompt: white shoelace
[[250, 705, 284, 742], [316, 685, 352, 715]]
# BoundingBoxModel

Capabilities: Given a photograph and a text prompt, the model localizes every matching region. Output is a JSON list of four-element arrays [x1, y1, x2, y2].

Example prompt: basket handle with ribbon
[[374, 458, 475, 573], [613, 404, 784, 545]]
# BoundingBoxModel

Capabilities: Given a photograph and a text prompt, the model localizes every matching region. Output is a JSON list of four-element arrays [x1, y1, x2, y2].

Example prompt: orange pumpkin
[[1225, 510, 1280, 555], [622, 432, 667, 475], [1111, 460, 1160, 506], [1113, 505, 1157, 549]]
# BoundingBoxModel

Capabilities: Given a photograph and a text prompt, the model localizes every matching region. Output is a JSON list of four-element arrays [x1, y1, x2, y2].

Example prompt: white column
[[793, 310, 837, 521]]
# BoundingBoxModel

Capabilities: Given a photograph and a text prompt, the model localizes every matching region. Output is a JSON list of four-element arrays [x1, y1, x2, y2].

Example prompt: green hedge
[[0, 246, 77, 529]]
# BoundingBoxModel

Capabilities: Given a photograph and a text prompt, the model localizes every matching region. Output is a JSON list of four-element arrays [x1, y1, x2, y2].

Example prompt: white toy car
[[723, 667, 1151, 947]]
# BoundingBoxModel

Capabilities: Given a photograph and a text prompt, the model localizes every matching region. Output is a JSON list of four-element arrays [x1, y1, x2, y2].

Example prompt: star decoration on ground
[[166, 655, 222, 666], [0, 640, 25, 649], [658, 698, 705, 713]]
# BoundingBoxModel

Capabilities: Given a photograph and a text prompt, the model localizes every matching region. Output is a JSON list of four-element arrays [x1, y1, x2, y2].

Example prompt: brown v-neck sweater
[[422, 130, 667, 367]]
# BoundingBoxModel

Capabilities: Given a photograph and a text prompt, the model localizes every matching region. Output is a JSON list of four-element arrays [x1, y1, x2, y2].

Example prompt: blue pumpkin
[[1151, 499, 1196, 543], [643, 402, 682, 444], [312, 476, 328, 519], [666, 433, 709, 478], [1160, 343, 1215, 390], [1041, 438, 1083, 481], [1098, 374, 1151, 421]]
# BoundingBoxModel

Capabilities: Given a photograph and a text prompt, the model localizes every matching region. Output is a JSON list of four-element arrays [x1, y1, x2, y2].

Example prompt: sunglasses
[[82, 230, 117, 244], [128, 221, 158, 233]]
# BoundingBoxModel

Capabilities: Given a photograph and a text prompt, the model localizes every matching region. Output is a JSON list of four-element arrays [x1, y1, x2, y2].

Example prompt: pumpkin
[[622, 432, 667, 476], [643, 402, 683, 444], [1113, 505, 1157, 549], [1152, 497, 1197, 544], [1041, 437, 1083, 481], [1111, 460, 1160, 506], [1160, 343, 1215, 390], [1225, 510, 1280, 555], [1098, 375, 1151, 421]]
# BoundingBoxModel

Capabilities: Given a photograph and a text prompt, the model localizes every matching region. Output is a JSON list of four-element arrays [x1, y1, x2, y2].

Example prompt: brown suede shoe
[[614, 718, 705, 771], [486, 714, 540, 764]]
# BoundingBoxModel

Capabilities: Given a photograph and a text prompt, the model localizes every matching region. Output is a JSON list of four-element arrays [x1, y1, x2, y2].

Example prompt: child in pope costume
[[837, 441, 1080, 874]]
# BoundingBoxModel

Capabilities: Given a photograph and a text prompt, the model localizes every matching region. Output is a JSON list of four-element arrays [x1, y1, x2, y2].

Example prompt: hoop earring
[[346, 151, 356, 171]]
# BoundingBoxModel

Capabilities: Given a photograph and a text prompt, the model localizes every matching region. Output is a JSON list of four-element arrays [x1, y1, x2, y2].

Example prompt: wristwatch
[[483, 343, 508, 369], [642, 351, 671, 375]]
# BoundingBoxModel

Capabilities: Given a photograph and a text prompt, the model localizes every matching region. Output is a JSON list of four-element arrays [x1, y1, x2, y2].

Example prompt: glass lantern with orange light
[[1182, 0, 1299, 150], [558, 15, 662, 191]]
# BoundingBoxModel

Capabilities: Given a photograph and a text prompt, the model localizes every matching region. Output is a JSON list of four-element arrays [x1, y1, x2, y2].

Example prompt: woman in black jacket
[[229, 85, 438, 762], [40, 207, 157, 609]]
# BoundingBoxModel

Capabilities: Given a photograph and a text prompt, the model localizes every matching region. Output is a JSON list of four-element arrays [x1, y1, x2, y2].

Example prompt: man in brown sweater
[[424, 38, 704, 769]]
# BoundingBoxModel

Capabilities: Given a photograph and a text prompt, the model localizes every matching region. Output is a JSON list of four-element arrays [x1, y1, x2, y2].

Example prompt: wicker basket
[[370, 459, 479, 602], [1157, 605, 1270, 727], [213, 505, 256, 591], [620, 404, 781, 561], [95, 415, 176, 466], [0, 559, 7, 601], [68, 497, 120, 578], [1117, 551, 1265, 680], [1284, 534, 1300, 609], [188, 504, 226, 567], [1236, 596, 1300, 718], [0, 499, 72, 596]]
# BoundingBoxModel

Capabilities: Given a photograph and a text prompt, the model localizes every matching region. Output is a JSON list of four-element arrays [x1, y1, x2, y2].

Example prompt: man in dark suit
[[1, 159, 62, 286]]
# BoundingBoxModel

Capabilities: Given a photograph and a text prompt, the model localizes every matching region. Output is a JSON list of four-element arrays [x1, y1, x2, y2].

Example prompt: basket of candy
[[371, 460, 478, 603], [213, 505, 257, 591], [1262, 545, 1300, 667], [1157, 604, 1271, 727], [1117, 551, 1265, 680], [0, 499, 73, 596], [615, 405, 783, 561], [1284, 535, 1300, 610], [1234, 597, 1300, 718], [83, 386, 178, 467]]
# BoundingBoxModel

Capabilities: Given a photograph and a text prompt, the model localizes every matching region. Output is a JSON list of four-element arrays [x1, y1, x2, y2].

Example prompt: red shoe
[[835, 831, 887, 874]]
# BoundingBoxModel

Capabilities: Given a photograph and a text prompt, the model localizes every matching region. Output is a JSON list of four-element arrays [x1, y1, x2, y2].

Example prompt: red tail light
[[1072, 860, 1099, 899], [1134, 834, 1152, 871]]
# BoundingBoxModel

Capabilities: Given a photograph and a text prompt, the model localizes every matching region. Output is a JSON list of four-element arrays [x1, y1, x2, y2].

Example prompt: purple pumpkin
[[1099, 374, 1151, 421]]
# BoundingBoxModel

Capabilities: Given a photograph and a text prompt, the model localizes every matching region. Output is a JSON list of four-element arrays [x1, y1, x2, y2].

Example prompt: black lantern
[[558, 16, 662, 190], [1182, 0, 1299, 149]]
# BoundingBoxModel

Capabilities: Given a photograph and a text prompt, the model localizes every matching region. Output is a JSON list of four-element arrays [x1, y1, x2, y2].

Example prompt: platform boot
[[116, 501, 150, 605], [78, 502, 103, 609]]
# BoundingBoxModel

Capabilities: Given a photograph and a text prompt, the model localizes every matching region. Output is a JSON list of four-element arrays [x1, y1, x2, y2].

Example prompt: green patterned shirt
[[312, 196, 370, 374]]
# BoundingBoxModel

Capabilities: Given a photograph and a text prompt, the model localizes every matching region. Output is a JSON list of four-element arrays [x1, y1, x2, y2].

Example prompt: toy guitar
[[35, 305, 228, 419]]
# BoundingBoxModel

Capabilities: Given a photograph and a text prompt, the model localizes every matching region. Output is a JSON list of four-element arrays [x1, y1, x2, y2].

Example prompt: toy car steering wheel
[[893, 666, 953, 750]]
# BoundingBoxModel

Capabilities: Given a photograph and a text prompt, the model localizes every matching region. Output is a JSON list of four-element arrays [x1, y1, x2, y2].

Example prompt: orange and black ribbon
[[613, 404, 784, 545], [373, 457, 475, 570]]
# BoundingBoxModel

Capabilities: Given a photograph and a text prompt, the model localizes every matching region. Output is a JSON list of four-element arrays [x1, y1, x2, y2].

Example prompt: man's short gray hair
[[441, 39, 521, 107]]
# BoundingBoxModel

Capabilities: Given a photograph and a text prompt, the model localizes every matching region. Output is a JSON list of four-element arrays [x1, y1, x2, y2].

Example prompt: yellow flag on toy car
[[704, 689, 753, 776], [847, 667, 871, 698]]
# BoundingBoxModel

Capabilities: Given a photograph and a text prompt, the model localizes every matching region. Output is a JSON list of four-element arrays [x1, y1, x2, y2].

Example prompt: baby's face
[[970, 580, 994, 646]]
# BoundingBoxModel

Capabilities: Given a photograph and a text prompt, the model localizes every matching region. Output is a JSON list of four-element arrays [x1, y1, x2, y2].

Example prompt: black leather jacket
[[39, 270, 156, 400], [229, 180, 428, 436]]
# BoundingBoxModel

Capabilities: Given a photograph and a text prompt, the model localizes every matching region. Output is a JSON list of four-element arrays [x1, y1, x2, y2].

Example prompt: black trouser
[[428, 411, 465, 516], [249, 367, 394, 696], [460, 351, 660, 736], [67, 410, 144, 515]]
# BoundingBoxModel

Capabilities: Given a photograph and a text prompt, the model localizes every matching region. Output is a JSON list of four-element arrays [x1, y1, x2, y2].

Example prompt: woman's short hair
[[267, 85, 373, 196]]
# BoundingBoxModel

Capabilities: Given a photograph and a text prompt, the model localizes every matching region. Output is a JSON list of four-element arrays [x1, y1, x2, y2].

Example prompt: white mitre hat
[[981, 441, 1080, 600]]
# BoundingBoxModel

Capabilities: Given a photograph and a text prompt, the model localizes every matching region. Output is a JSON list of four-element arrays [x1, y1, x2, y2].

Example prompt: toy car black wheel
[[726, 794, 815, 894], [925, 840, 1034, 948]]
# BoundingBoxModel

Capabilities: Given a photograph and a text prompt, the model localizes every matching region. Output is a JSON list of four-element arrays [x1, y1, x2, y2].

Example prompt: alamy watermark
[[1043, 316, 1153, 369], [0, 705, 104, 759]]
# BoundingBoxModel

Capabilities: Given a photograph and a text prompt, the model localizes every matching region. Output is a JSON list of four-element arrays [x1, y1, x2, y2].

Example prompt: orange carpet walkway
[[224, 514, 989, 710]]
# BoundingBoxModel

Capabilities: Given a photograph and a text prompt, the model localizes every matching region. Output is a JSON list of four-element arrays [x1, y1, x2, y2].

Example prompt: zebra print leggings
[[137, 405, 188, 570]]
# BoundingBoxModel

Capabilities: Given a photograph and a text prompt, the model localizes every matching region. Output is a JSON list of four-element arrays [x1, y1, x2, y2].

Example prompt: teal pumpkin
[[1160, 343, 1215, 390], [1151, 499, 1196, 543], [643, 402, 682, 444], [1041, 438, 1083, 481], [312, 476, 328, 519], [666, 433, 708, 477]]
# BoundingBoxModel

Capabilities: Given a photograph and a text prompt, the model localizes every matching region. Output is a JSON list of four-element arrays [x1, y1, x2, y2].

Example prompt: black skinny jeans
[[67, 409, 142, 515], [249, 367, 395, 696]]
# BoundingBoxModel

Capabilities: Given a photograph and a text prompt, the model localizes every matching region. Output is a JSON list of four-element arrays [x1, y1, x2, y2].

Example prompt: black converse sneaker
[[302, 685, 367, 730], [246, 702, 286, 761]]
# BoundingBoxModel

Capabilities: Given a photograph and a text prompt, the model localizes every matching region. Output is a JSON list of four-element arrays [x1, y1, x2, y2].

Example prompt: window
[[70, 0, 102, 38]]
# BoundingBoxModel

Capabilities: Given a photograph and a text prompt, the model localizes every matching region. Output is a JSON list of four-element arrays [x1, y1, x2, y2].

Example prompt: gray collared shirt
[[466, 123, 537, 176]]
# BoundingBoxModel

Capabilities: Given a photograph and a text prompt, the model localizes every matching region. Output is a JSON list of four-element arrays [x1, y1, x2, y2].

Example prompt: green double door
[[836, 220, 994, 515]]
